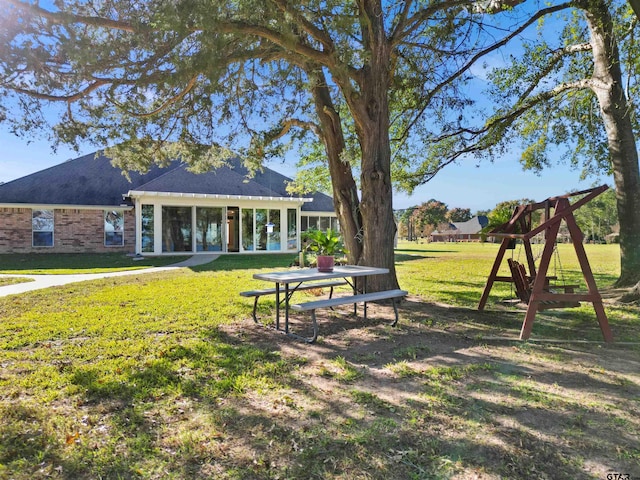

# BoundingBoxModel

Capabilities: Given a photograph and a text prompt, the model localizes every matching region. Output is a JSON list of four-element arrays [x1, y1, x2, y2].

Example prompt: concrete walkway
[[0, 254, 219, 298]]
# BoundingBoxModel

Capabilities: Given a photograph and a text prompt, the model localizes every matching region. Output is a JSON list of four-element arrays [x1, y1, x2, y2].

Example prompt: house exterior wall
[[0, 202, 336, 255], [0, 207, 135, 254], [0, 207, 31, 251]]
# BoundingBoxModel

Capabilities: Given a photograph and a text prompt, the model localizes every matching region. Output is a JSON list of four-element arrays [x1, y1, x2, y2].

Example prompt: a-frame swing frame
[[478, 185, 613, 342]]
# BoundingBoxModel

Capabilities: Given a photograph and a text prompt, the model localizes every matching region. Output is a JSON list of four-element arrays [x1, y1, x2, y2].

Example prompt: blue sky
[[1, 125, 610, 214]]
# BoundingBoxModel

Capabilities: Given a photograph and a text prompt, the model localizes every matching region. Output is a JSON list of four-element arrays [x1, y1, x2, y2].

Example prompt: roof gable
[[131, 162, 284, 198], [0, 152, 179, 206], [0, 150, 335, 212]]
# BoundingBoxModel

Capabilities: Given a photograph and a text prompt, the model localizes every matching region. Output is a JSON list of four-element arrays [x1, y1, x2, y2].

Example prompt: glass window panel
[[255, 209, 267, 251], [141, 205, 154, 253], [287, 209, 297, 250], [267, 210, 280, 251], [104, 210, 124, 246], [242, 209, 254, 251], [162, 206, 193, 252], [301, 215, 308, 232], [32, 232, 53, 247], [32, 210, 54, 231], [307, 216, 318, 230], [196, 207, 223, 251], [319, 216, 330, 231], [330, 217, 340, 232], [32, 210, 54, 247], [227, 207, 240, 252]]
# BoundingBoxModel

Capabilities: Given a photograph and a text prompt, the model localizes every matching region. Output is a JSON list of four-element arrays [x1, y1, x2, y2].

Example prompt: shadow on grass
[[409, 295, 627, 343], [1, 313, 638, 479], [0, 253, 184, 274], [394, 253, 434, 263], [394, 247, 459, 254], [191, 253, 297, 273]]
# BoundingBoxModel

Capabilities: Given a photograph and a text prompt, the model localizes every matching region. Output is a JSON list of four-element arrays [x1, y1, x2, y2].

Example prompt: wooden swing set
[[478, 185, 613, 342]]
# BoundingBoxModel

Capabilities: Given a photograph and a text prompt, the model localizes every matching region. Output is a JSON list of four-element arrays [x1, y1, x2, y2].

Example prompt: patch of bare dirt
[[220, 295, 640, 479], [601, 284, 640, 304]]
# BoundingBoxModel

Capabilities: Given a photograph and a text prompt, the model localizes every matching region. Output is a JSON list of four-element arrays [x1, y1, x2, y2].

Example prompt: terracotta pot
[[316, 255, 335, 272]]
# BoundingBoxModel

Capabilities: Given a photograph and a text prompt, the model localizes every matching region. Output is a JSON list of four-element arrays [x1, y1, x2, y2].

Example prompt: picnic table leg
[[363, 276, 368, 320], [391, 299, 399, 327], [275, 284, 280, 331], [308, 311, 318, 343], [284, 283, 290, 334], [349, 276, 358, 315], [284, 310, 319, 344], [251, 297, 260, 323]]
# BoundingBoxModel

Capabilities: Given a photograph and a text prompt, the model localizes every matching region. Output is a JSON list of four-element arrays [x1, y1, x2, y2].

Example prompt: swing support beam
[[478, 185, 613, 342]]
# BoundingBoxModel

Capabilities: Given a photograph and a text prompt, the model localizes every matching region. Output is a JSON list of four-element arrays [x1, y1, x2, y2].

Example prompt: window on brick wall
[[32, 209, 54, 247], [104, 210, 124, 246]]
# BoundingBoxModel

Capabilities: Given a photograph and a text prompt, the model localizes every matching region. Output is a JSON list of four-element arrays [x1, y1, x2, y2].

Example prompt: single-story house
[[0, 151, 338, 255], [430, 215, 488, 242]]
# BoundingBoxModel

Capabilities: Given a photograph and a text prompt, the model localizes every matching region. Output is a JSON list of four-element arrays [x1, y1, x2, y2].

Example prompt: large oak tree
[[1, 0, 523, 291]]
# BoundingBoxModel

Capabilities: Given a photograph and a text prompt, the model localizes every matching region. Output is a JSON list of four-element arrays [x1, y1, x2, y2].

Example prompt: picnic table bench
[[240, 280, 348, 323], [289, 289, 408, 343]]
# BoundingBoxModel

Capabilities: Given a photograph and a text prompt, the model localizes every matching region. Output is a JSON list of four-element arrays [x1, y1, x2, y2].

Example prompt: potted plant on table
[[303, 228, 347, 272]]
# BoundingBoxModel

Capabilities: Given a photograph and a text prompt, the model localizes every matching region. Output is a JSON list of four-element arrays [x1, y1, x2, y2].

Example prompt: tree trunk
[[309, 68, 363, 265], [357, 95, 400, 292], [585, 0, 640, 286], [344, 0, 400, 292]]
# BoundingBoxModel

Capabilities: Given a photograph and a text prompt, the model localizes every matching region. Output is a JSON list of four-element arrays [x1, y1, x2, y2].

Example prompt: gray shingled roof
[[434, 216, 489, 235], [0, 150, 335, 212], [131, 162, 284, 198], [0, 152, 172, 206]]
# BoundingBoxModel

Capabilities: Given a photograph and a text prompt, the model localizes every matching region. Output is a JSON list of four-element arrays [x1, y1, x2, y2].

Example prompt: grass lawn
[[0, 253, 185, 275], [0, 276, 35, 287], [0, 245, 638, 479]]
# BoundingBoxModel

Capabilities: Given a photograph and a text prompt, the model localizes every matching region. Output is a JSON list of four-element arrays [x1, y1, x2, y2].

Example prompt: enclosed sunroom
[[129, 192, 310, 254]]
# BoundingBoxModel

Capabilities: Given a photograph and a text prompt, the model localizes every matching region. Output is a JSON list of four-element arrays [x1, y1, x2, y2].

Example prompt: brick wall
[[0, 207, 136, 254], [0, 208, 31, 252]]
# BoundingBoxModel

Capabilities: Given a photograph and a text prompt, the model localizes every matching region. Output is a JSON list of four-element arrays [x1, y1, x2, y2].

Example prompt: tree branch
[[10, 79, 109, 103], [116, 75, 200, 118], [402, 77, 596, 188], [217, 20, 359, 81], [271, 0, 335, 52], [438, 79, 593, 147], [396, 2, 573, 146], [390, 0, 469, 46], [472, 0, 528, 14], [271, 118, 321, 141], [6, 0, 136, 32], [510, 42, 591, 108], [389, 0, 415, 43]]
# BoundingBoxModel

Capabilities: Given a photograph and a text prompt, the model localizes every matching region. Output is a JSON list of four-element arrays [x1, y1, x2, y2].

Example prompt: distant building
[[430, 216, 489, 242]]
